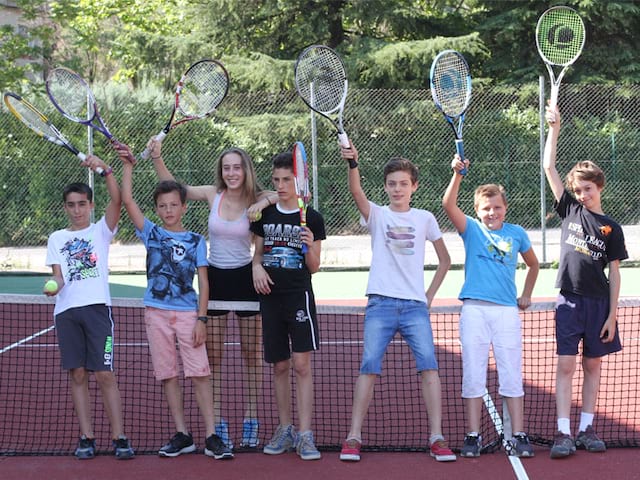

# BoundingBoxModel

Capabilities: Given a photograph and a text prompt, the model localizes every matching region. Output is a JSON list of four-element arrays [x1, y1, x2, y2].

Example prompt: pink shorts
[[144, 307, 211, 380]]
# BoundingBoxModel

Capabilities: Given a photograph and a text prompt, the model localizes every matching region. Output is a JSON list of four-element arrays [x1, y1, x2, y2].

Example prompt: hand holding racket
[[3, 92, 105, 175], [139, 59, 229, 160], [292, 141, 310, 254], [295, 45, 354, 166], [430, 50, 472, 176], [536, 6, 585, 109], [45, 67, 136, 164]]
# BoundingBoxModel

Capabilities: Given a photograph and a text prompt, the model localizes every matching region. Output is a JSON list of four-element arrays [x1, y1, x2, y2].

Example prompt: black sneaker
[[75, 435, 96, 460], [113, 436, 135, 459], [159, 432, 196, 457], [550, 431, 576, 459], [205, 434, 234, 460], [460, 433, 481, 458]]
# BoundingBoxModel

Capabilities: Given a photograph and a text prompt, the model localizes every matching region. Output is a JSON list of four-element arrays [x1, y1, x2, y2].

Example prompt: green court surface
[[1, 267, 639, 301]]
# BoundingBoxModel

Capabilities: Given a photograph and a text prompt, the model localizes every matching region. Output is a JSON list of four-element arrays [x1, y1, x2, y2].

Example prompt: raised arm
[[425, 237, 451, 308], [543, 104, 565, 202], [119, 158, 145, 231], [340, 140, 370, 221], [517, 247, 539, 310], [82, 153, 121, 232], [442, 154, 469, 234]]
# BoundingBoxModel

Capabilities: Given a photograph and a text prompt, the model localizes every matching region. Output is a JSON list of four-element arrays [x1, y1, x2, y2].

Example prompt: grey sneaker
[[576, 425, 606, 452], [75, 435, 96, 460], [460, 433, 481, 458], [506, 433, 534, 457], [550, 431, 576, 459], [263, 424, 295, 455], [296, 430, 321, 460]]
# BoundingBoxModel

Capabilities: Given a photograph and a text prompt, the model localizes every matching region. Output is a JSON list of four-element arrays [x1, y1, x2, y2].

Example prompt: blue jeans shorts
[[360, 294, 438, 375]]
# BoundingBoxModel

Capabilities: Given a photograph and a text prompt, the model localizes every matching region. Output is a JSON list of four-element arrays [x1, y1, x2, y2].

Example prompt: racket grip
[[455, 139, 467, 176], [337, 131, 350, 148], [139, 131, 167, 160], [77, 152, 87, 161]]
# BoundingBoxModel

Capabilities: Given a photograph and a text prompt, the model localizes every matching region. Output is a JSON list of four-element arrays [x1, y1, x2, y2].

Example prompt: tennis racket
[[45, 67, 135, 163], [295, 45, 354, 165], [138, 59, 229, 160], [3, 92, 104, 175], [292, 141, 310, 254], [430, 50, 472, 176], [536, 6, 585, 109]]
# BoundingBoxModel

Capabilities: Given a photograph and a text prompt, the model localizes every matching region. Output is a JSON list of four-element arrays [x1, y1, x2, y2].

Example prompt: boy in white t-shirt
[[338, 141, 455, 463], [44, 153, 134, 460]]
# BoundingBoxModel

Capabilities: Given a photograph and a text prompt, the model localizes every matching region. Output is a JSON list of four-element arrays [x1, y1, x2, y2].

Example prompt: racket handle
[[139, 131, 167, 160], [77, 151, 103, 174], [549, 84, 559, 110], [337, 131, 350, 148], [455, 139, 467, 176]]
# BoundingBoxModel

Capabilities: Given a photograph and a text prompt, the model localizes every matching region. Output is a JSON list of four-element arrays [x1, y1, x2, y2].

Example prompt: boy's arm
[[304, 238, 322, 274], [83, 153, 121, 231], [252, 236, 273, 295], [425, 237, 451, 308], [120, 161, 145, 231], [601, 260, 622, 343], [193, 265, 209, 347], [248, 191, 278, 221], [148, 136, 214, 203], [517, 247, 540, 310], [442, 154, 469, 233], [543, 104, 565, 202], [340, 140, 370, 221]]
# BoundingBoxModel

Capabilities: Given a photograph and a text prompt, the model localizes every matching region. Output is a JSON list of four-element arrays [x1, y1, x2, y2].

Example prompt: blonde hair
[[565, 160, 605, 191], [215, 148, 262, 204], [474, 184, 507, 209]]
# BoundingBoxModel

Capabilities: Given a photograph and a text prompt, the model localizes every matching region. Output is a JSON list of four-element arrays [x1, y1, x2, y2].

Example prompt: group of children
[[44, 102, 627, 462]]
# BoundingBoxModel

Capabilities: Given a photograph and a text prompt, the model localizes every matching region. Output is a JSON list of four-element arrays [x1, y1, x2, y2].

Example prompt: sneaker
[[506, 433, 534, 457], [240, 418, 260, 448], [263, 424, 296, 455], [215, 419, 233, 450], [460, 433, 481, 458], [550, 431, 576, 459], [430, 439, 457, 462], [113, 435, 135, 460], [75, 435, 96, 460], [339, 437, 361, 462], [296, 430, 321, 460], [158, 432, 197, 457], [205, 434, 234, 460], [576, 425, 606, 453]]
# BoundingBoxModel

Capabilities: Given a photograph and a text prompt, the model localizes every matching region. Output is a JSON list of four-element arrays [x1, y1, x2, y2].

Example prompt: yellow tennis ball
[[255, 211, 262, 221], [44, 279, 58, 293]]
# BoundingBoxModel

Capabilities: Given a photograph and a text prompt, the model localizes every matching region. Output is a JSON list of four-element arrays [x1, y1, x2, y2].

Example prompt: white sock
[[430, 434, 444, 445], [557, 417, 571, 435], [579, 412, 595, 433]]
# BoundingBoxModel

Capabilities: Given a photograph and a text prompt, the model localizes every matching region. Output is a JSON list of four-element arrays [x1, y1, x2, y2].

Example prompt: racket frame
[[292, 141, 310, 254]]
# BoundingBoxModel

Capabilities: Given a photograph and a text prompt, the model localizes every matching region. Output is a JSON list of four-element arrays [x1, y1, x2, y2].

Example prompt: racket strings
[[180, 62, 228, 117], [536, 8, 585, 66], [7, 98, 52, 137], [47, 69, 95, 121], [431, 53, 471, 117], [296, 48, 346, 113]]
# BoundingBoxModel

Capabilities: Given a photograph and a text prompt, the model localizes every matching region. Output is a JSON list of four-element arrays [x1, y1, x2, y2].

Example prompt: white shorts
[[459, 300, 524, 398]]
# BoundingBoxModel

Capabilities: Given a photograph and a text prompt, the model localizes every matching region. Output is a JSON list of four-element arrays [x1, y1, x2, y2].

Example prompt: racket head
[[430, 50, 472, 118], [292, 141, 310, 204], [177, 59, 229, 118], [4, 92, 55, 138], [536, 6, 585, 67], [46, 67, 97, 123], [294, 45, 347, 114]]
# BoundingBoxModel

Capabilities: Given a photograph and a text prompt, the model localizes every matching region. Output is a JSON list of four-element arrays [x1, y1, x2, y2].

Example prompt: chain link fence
[[1, 82, 638, 262]]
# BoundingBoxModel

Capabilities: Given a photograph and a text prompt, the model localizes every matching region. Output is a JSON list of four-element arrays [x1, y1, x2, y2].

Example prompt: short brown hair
[[474, 184, 507, 209], [565, 160, 605, 191], [383, 157, 418, 184]]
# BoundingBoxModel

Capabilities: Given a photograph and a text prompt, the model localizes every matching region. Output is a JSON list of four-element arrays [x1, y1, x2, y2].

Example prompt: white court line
[[0, 325, 55, 355]]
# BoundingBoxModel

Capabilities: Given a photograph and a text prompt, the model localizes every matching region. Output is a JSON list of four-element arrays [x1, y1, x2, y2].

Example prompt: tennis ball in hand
[[254, 211, 262, 221], [44, 279, 58, 293]]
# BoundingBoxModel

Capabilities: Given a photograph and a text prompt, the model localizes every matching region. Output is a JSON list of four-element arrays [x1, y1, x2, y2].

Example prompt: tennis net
[[1, 294, 639, 455]]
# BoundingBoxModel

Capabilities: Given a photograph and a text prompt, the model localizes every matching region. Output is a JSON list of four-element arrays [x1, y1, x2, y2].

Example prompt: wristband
[[348, 159, 358, 169], [197, 315, 208, 324], [100, 166, 113, 177]]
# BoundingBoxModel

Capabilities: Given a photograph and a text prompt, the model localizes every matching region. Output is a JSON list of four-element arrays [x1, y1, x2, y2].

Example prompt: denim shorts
[[360, 294, 438, 375]]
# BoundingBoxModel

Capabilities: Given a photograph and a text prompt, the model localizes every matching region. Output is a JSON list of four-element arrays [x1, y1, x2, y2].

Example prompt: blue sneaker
[[240, 418, 260, 448], [296, 430, 321, 460], [113, 435, 135, 459], [215, 419, 233, 450], [75, 435, 96, 460], [263, 424, 295, 455]]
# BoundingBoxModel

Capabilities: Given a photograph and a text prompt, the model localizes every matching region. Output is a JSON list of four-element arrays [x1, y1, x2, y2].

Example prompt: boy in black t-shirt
[[544, 104, 628, 459], [250, 150, 326, 461]]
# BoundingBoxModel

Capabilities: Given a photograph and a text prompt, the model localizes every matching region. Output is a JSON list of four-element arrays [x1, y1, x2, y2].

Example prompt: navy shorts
[[54, 304, 115, 371], [555, 291, 622, 357], [207, 263, 259, 317], [260, 290, 319, 363]]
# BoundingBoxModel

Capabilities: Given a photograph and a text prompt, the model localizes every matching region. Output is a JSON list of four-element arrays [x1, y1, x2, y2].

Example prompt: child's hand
[[82, 154, 108, 174], [451, 154, 469, 174], [517, 295, 532, 310], [252, 263, 274, 295], [300, 226, 314, 251], [192, 320, 206, 347], [545, 102, 561, 126], [113, 143, 135, 165], [340, 139, 358, 163], [600, 314, 617, 343], [147, 136, 163, 159]]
